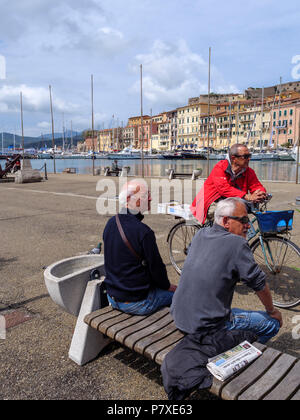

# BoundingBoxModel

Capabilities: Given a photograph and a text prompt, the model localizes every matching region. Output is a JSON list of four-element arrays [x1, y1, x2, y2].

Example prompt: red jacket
[[190, 160, 266, 223]]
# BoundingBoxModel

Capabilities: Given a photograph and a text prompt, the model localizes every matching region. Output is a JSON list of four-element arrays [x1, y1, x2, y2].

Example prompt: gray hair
[[119, 179, 149, 208], [119, 183, 137, 207], [229, 143, 248, 160], [214, 197, 246, 224]]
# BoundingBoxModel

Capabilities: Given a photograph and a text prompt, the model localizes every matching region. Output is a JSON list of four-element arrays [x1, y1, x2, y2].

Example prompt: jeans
[[226, 308, 280, 344], [107, 288, 174, 316]]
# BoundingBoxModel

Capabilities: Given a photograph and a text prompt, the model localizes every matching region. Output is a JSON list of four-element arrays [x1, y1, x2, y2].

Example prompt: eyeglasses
[[234, 154, 252, 160], [225, 215, 250, 224]]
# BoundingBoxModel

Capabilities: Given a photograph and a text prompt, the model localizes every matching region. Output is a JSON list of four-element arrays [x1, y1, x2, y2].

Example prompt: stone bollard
[[296, 196, 300, 206], [15, 169, 43, 184], [166, 168, 174, 180], [94, 168, 101, 176], [121, 166, 130, 177], [192, 169, 202, 181]]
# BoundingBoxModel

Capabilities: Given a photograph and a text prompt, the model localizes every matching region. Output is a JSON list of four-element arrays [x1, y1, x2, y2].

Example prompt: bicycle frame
[[248, 211, 291, 274]]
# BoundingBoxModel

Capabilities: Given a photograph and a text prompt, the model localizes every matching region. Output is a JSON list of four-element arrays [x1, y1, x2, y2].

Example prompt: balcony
[[240, 117, 254, 123]]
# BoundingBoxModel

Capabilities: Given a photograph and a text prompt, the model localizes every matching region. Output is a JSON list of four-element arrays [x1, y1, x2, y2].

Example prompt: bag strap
[[115, 214, 143, 262]]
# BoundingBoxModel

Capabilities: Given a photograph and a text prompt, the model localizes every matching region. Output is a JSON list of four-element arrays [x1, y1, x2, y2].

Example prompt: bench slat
[[220, 346, 280, 400], [84, 305, 113, 324], [263, 360, 300, 400], [291, 389, 300, 400], [153, 331, 185, 365], [106, 314, 147, 339], [238, 353, 297, 400], [99, 312, 134, 335], [132, 316, 175, 354], [85, 308, 123, 331], [134, 322, 178, 356], [114, 307, 170, 345], [122, 308, 171, 349]]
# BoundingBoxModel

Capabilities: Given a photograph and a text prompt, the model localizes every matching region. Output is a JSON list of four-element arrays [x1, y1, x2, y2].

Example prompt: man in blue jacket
[[103, 179, 176, 315]]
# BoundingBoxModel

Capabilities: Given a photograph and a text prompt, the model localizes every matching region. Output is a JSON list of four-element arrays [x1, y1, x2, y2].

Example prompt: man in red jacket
[[191, 144, 267, 223]]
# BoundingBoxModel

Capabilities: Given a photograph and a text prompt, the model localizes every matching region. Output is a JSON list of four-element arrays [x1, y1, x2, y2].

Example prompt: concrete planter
[[44, 255, 105, 317]]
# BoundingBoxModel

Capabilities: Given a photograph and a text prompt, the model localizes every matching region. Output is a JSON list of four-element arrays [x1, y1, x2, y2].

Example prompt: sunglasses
[[234, 154, 252, 160], [226, 215, 250, 224]]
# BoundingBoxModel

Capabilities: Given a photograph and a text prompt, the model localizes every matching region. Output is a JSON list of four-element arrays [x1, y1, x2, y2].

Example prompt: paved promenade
[[0, 174, 299, 400]]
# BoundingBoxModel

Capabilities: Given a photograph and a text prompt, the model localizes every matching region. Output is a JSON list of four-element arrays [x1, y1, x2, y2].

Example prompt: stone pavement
[[0, 174, 299, 400]]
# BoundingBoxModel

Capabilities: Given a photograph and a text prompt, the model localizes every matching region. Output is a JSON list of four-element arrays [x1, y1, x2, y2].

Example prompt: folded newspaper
[[206, 341, 262, 382]]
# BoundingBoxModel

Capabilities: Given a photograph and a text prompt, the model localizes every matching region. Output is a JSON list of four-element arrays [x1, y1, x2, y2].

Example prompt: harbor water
[[31, 158, 300, 182]]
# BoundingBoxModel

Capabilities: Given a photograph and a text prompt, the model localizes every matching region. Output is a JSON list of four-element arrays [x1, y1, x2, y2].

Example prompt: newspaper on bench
[[206, 341, 262, 382]]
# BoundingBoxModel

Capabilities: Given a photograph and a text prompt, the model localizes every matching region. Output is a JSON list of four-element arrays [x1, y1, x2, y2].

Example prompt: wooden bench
[[167, 169, 202, 181], [104, 168, 121, 177], [104, 167, 130, 177], [84, 306, 300, 400], [63, 167, 77, 174]]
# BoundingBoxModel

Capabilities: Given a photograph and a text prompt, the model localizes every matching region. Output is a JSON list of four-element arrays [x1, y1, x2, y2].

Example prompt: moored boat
[[181, 151, 207, 160], [106, 147, 141, 160]]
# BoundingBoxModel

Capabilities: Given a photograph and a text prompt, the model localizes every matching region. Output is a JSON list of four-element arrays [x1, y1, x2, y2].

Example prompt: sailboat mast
[[236, 100, 240, 143], [276, 77, 282, 150], [206, 47, 211, 177], [150, 108, 153, 154], [71, 120, 73, 150], [62, 112, 65, 152], [296, 116, 300, 184], [269, 94, 276, 148], [227, 101, 231, 150], [91, 74, 95, 176], [49, 85, 56, 173], [140, 64, 144, 178], [20, 92, 25, 162], [260, 87, 264, 151]]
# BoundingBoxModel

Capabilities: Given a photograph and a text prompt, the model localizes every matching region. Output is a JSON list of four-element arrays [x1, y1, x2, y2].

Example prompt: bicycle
[[167, 196, 300, 309]]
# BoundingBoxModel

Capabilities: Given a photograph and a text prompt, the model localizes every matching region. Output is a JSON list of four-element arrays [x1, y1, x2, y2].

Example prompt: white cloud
[[69, 113, 108, 131], [130, 39, 239, 108], [37, 121, 51, 130], [0, 2, 127, 57], [0, 84, 79, 114]]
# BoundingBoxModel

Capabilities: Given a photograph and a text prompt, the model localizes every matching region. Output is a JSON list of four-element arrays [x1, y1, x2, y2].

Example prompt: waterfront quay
[[0, 173, 299, 400]]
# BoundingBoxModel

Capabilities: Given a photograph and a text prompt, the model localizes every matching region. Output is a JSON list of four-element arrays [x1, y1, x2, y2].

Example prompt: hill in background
[[0, 131, 84, 149]]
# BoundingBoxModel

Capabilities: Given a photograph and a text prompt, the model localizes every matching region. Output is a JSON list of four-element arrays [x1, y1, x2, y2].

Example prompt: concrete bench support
[[69, 279, 111, 366]]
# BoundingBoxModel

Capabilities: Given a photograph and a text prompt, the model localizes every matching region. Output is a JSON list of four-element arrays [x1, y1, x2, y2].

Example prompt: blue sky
[[0, 0, 299, 136]]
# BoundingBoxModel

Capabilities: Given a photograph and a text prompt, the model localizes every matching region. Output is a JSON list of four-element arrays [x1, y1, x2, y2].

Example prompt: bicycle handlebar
[[248, 193, 272, 213]]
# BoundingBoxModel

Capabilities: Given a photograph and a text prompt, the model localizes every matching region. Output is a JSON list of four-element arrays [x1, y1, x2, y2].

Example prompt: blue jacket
[[103, 210, 170, 302]]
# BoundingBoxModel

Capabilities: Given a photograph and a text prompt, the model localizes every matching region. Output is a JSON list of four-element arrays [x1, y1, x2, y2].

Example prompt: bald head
[[119, 179, 151, 214]]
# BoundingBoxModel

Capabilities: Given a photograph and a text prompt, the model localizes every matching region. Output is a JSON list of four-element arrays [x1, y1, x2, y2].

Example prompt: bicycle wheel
[[168, 221, 201, 275], [251, 236, 300, 308]]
